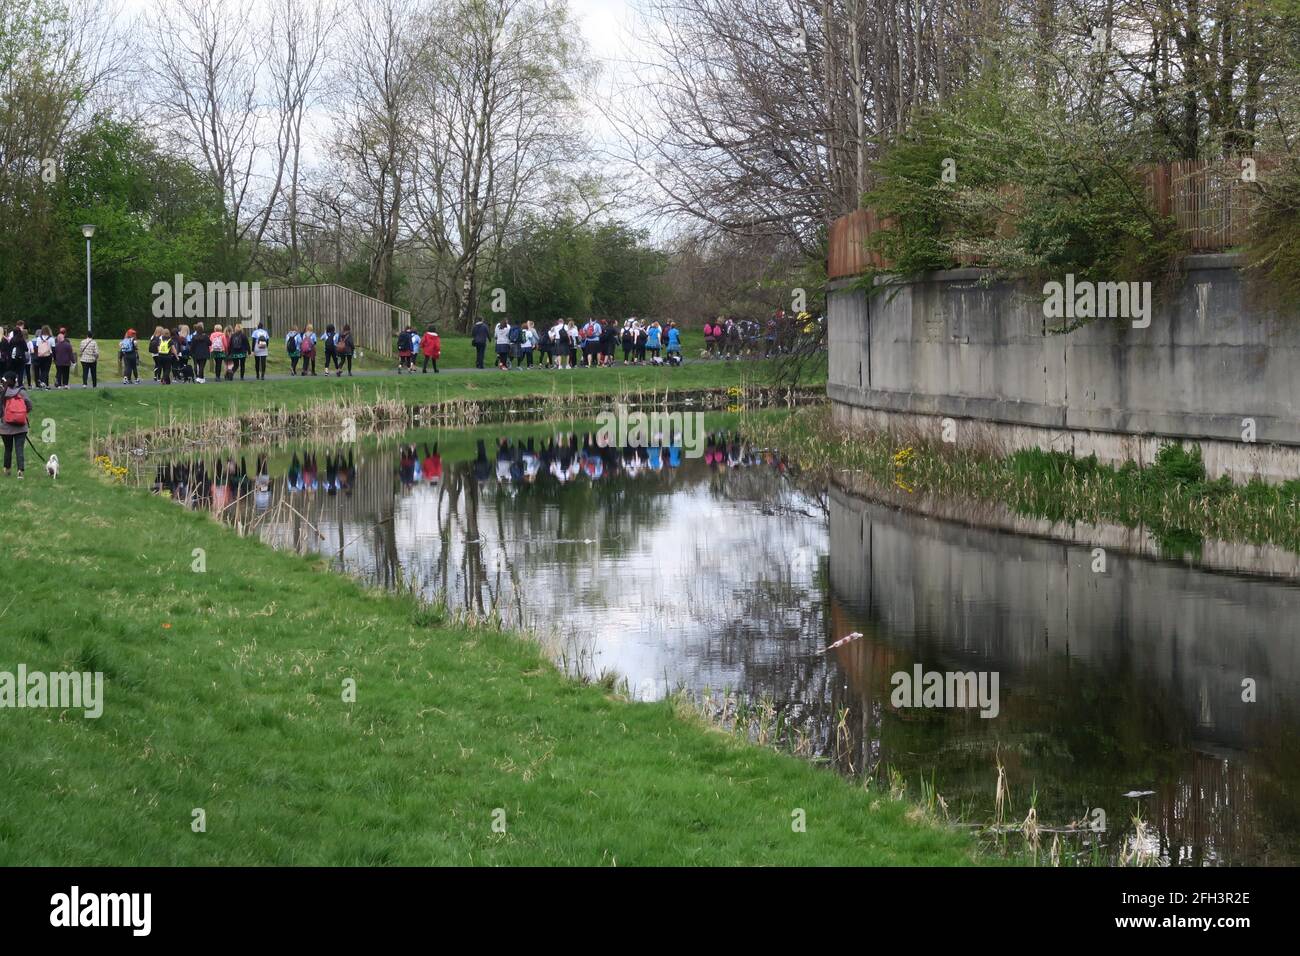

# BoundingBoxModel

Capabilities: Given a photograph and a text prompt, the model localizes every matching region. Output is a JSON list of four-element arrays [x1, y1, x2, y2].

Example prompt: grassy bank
[[0, 360, 983, 865], [749, 406, 1300, 557]]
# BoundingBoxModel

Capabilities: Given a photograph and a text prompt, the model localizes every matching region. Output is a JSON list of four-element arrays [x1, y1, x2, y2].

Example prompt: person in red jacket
[[420, 324, 441, 373]]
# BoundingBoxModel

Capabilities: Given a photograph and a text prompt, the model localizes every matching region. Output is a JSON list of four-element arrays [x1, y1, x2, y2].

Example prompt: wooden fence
[[1141, 157, 1272, 251], [255, 284, 409, 358], [827, 208, 892, 279], [827, 156, 1272, 279]]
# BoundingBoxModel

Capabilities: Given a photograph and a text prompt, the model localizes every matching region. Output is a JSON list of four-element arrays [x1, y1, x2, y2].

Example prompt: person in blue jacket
[[665, 321, 682, 364], [645, 320, 662, 363]]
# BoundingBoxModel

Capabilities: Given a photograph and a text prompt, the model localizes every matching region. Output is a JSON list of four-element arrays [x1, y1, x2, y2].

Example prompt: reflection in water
[[828, 487, 1300, 867], [147, 426, 1300, 866]]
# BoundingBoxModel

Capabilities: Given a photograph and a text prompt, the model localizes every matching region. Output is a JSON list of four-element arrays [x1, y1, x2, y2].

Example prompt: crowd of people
[[117, 321, 357, 385], [465, 311, 821, 371], [468, 316, 685, 370], [0, 321, 102, 390], [0, 308, 823, 397]]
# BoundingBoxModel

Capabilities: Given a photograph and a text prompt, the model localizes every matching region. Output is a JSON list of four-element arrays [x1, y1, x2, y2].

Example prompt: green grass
[[751, 406, 1300, 558], [0, 359, 982, 865]]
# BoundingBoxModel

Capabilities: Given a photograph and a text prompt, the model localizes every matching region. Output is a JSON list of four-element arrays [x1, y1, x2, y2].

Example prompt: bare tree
[[147, 0, 280, 272], [607, 0, 991, 256], [404, 0, 589, 329], [267, 0, 340, 277], [330, 0, 424, 304]]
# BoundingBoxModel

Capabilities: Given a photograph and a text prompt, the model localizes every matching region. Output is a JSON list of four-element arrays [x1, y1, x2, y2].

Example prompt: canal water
[[143, 418, 1300, 866]]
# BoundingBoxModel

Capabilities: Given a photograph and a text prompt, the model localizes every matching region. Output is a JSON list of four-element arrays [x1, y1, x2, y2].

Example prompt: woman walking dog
[[1, 371, 33, 478]]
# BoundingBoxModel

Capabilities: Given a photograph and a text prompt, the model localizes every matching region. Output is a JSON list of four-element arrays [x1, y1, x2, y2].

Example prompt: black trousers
[[474, 343, 486, 368], [2, 433, 24, 471], [82, 361, 97, 387]]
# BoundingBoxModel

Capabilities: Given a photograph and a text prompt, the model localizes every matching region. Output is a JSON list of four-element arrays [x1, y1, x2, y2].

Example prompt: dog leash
[[23, 432, 47, 464]]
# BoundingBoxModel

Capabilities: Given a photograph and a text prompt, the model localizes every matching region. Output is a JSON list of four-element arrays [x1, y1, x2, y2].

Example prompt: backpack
[[508, 325, 522, 345], [285, 332, 299, 353], [338, 333, 353, 355], [3, 392, 27, 427], [36, 337, 52, 358], [120, 337, 135, 354]]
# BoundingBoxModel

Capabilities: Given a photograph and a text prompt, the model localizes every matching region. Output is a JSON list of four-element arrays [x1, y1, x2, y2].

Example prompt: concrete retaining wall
[[827, 254, 1300, 482]]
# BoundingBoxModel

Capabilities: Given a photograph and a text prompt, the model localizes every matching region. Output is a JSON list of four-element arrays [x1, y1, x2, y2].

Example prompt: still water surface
[[144, 421, 1300, 865]]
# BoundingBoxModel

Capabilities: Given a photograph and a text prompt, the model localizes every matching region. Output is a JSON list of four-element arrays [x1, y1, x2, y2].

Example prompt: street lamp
[[81, 224, 96, 336]]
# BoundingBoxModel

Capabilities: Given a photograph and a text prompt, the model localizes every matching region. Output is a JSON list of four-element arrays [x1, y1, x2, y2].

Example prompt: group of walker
[[0, 321, 102, 389], [470, 316, 684, 371]]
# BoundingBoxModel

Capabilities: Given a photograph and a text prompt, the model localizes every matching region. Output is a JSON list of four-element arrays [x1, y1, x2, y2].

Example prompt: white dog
[[46, 453, 59, 480]]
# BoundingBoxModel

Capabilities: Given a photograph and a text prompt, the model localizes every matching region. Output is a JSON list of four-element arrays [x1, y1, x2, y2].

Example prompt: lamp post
[[81, 224, 96, 336]]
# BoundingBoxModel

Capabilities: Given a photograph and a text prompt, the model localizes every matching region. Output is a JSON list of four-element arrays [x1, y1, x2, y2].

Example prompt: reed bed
[[92, 390, 409, 461], [746, 406, 1300, 557], [93, 382, 824, 466], [677, 686, 1156, 866]]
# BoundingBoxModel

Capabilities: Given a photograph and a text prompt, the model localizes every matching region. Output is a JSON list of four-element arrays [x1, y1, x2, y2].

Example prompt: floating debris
[[820, 631, 863, 654]]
